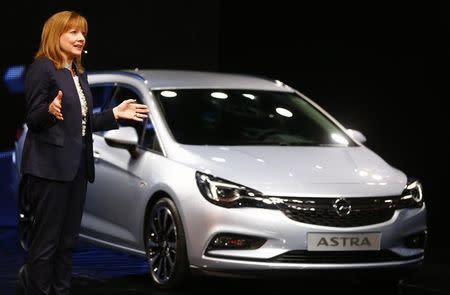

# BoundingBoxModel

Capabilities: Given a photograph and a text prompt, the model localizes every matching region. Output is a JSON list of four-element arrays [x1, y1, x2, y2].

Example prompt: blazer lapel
[[54, 69, 81, 111]]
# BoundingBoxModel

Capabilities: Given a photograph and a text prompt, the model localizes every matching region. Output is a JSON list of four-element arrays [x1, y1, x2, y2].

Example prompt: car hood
[[171, 145, 407, 197]]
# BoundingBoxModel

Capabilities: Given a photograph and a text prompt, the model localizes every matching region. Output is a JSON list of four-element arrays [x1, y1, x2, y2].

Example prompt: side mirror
[[346, 129, 367, 144], [104, 126, 139, 155]]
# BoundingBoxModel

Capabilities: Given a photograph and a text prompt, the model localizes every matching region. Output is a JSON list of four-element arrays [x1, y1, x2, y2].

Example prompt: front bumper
[[183, 197, 427, 272]]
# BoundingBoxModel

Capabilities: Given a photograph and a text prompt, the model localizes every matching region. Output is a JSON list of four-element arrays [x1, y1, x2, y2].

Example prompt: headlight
[[196, 172, 269, 208], [399, 178, 424, 208]]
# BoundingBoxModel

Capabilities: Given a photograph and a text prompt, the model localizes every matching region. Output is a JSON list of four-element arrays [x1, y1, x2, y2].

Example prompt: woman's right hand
[[48, 90, 64, 120]]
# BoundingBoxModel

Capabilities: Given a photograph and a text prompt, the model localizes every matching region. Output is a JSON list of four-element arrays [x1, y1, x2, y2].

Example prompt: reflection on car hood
[[172, 145, 407, 197]]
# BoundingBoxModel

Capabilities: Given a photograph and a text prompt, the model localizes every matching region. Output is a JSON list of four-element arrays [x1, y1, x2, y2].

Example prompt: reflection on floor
[[1, 226, 449, 295]]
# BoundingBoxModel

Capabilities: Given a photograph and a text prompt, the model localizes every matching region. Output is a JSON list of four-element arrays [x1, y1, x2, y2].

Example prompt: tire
[[144, 197, 189, 289]]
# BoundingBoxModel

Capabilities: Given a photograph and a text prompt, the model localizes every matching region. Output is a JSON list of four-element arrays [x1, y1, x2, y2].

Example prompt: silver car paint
[[19, 70, 426, 273]]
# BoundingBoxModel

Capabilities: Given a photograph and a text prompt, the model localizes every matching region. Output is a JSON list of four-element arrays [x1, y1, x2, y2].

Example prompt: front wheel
[[144, 197, 189, 289]]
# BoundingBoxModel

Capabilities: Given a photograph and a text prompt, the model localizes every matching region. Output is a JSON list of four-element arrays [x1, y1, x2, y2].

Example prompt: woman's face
[[60, 27, 86, 61]]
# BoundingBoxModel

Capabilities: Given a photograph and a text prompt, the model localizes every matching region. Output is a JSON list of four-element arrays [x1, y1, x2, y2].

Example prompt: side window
[[90, 84, 115, 136], [91, 84, 161, 152], [109, 86, 147, 146], [90, 84, 114, 114], [142, 118, 162, 153]]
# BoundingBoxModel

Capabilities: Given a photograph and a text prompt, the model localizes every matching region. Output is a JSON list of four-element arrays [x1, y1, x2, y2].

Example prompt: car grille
[[274, 196, 398, 227], [272, 250, 422, 263]]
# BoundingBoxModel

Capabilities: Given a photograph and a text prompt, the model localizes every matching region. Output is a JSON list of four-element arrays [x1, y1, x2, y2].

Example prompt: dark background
[[1, 1, 447, 261]]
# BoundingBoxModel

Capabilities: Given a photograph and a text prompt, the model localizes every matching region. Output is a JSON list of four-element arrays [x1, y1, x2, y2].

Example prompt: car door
[[81, 83, 148, 248]]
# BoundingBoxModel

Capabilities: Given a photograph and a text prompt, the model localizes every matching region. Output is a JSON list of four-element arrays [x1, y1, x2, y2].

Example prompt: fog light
[[405, 231, 427, 249], [206, 233, 266, 251]]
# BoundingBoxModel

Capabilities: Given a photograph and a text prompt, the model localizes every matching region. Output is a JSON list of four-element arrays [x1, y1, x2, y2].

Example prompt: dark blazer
[[21, 57, 118, 183]]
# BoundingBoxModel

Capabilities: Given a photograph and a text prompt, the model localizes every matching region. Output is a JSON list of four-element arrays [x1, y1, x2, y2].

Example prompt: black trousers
[[24, 141, 87, 295]]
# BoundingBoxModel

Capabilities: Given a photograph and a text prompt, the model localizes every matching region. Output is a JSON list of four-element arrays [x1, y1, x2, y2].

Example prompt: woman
[[19, 11, 149, 294]]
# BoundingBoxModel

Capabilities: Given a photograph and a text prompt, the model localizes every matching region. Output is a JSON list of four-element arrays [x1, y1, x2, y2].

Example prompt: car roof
[[98, 69, 295, 92]]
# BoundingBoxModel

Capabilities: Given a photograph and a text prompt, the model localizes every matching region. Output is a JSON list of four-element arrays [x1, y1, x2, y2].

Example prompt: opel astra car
[[15, 69, 427, 288]]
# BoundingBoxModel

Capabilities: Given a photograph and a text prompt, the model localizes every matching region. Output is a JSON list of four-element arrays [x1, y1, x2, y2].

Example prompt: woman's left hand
[[113, 99, 149, 121]]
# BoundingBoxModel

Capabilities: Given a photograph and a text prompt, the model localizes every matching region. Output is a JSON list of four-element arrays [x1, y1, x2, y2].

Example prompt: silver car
[[16, 69, 427, 288]]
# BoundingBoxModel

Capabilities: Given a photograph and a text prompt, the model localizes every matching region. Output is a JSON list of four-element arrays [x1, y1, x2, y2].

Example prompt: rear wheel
[[144, 197, 189, 289]]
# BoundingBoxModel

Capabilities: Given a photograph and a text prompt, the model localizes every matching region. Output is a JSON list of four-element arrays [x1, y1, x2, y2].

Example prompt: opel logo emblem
[[333, 198, 351, 216]]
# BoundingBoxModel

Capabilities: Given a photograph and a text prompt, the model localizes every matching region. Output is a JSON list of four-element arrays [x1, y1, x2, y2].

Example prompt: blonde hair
[[35, 11, 88, 74]]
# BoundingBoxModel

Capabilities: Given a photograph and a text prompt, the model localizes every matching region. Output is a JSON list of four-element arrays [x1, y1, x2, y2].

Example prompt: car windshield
[[155, 89, 356, 146]]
